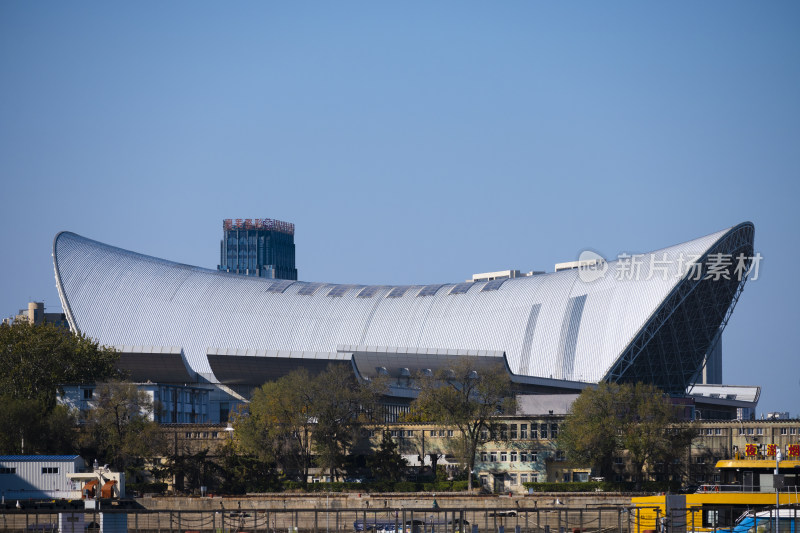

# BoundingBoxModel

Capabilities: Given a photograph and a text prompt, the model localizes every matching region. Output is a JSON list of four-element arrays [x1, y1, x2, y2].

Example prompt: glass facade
[[218, 219, 297, 280]]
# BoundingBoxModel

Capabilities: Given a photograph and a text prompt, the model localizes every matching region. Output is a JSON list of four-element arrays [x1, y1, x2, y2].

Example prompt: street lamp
[[775, 448, 782, 533]]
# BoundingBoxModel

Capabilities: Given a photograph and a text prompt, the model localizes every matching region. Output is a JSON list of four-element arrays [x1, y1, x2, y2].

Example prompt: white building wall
[[0, 456, 84, 500]]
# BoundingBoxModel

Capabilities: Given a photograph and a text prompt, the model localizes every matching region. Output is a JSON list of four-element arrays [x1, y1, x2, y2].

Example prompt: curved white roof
[[53, 223, 754, 393]]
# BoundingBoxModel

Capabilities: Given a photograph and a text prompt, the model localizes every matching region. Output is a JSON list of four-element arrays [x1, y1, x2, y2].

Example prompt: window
[[510, 424, 517, 439], [556, 451, 566, 462], [530, 473, 538, 482], [480, 475, 488, 486], [42, 467, 59, 474], [550, 424, 558, 439], [510, 452, 517, 462], [490, 452, 497, 462], [540, 424, 548, 440], [391, 430, 399, 437], [439, 430, 446, 437], [500, 452, 507, 462], [500, 425, 508, 440], [430, 430, 436, 437], [530, 425, 538, 439], [614, 456, 623, 465], [211, 432, 218, 438], [747, 428, 754, 435], [510, 474, 518, 485], [481, 452, 488, 462], [756, 428, 763, 436], [531, 452, 538, 462], [738, 428, 745, 435], [715, 428, 722, 435], [781, 428, 788, 435], [791, 428, 797, 435], [407, 430, 414, 437], [0, 467, 16, 474], [447, 429, 454, 438], [695, 456, 705, 464], [519, 452, 527, 462], [521, 473, 528, 484], [83, 388, 94, 400], [520, 424, 528, 439], [706, 429, 713, 435], [480, 429, 488, 440]]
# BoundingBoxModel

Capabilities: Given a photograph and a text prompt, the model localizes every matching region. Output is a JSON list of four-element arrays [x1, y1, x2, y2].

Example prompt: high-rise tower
[[218, 218, 297, 280]]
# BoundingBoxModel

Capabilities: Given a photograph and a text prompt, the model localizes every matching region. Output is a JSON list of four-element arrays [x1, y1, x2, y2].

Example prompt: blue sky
[[1, 2, 798, 416]]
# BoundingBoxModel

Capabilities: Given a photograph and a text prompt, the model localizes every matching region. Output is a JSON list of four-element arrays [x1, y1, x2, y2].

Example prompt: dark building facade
[[217, 218, 297, 280]]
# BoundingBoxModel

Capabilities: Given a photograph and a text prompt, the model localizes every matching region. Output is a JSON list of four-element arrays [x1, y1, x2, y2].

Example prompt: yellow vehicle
[[631, 458, 800, 533]]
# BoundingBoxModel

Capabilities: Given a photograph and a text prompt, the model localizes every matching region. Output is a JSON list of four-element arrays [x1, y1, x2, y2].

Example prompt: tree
[[233, 368, 315, 482], [558, 382, 695, 487], [79, 382, 164, 476], [309, 364, 383, 481], [0, 396, 78, 454], [0, 321, 120, 455], [368, 430, 407, 482], [410, 361, 516, 490], [0, 321, 121, 410]]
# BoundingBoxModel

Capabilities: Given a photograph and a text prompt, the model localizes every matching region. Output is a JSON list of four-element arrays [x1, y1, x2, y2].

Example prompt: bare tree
[[410, 360, 516, 490]]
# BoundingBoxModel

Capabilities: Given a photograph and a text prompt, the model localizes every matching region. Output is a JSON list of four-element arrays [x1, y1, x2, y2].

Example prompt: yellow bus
[[631, 458, 800, 533]]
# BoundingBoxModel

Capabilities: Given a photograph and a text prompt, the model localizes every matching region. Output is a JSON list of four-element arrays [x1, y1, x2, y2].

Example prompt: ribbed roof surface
[[53, 225, 747, 386], [0, 456, 81, 462]]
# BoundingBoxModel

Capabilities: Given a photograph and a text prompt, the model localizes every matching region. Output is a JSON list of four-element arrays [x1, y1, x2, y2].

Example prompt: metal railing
[[0, 506, 642, 533]]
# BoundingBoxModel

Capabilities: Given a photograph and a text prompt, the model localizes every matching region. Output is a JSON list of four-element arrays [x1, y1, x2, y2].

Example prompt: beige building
[[154, 413, 800, 494]]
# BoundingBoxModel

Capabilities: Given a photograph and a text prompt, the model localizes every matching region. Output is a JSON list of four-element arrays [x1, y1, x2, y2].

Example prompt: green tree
[[216, 440, 280, 494], [368, 430, 407, 482], [0, 321, 120, 409], [156, 448, 223, 494], [410, 361, 516, 490], [0, 396, 78, 454], [0, 321, 120, 455], [234, 368, 315, 482], [558, 382, 695, 487], [79, 382, 164, 476], [309, 364, 383, 481]]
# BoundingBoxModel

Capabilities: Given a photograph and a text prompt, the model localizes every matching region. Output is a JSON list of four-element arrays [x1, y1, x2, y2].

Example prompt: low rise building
[[0, 456, 84, 500]]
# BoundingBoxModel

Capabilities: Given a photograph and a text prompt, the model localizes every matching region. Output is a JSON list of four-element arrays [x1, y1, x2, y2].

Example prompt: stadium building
[[52, 222, 758, 423]]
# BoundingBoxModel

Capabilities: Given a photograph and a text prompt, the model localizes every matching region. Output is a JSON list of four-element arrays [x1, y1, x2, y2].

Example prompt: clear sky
[[1, 2, 798, 416]]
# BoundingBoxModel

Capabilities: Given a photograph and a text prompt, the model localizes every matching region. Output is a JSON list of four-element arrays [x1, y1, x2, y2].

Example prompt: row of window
[[0, 467, 16, 474], [184, 431, 220, 439], [382, 423, 561, 441], [478, 450, 565, 462], [479, 473, 539, 486], [482, 451, 536, 463], [481, 423, 559, 441], [42, 467, 59, 474], [737, 427, 800, 436]]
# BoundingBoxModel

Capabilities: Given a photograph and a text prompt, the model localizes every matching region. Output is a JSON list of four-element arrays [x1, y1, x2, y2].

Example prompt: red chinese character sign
[[745, 444, 758, 457], [788, 444, 800, 458], [765, 444, 777, 457]]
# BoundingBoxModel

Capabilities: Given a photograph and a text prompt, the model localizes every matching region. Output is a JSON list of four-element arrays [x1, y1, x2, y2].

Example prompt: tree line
[[1, 320, 695, 494]]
